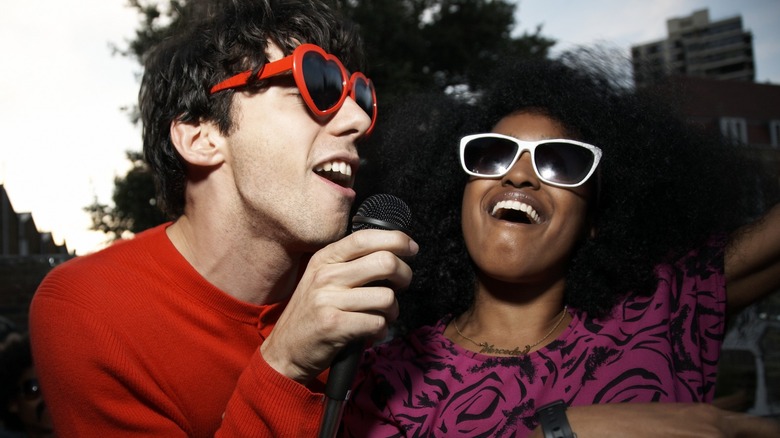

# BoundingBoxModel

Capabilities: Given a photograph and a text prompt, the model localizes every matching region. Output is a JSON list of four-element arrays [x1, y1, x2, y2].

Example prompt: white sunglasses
[[459, 133, 603, 188]]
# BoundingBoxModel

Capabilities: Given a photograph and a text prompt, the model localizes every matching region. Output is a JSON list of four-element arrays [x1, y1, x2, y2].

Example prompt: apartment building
[[632, 9, 755, 88]]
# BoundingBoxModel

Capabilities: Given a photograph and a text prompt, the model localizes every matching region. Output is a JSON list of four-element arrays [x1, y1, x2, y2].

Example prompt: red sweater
[[29, 224, 325, 437]]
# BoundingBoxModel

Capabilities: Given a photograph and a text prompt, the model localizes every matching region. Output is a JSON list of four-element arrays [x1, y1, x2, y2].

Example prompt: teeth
[[315, 161, 352, 177], [491, 200, 541, 224]]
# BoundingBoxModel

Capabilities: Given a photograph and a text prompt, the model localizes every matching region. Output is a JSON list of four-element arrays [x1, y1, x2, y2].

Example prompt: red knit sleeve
[[218, 351, 325, 437]]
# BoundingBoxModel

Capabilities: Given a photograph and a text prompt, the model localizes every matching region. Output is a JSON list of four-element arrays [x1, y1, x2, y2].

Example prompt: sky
[[1, 0, 778, 256], [514, 0, 780, 85]]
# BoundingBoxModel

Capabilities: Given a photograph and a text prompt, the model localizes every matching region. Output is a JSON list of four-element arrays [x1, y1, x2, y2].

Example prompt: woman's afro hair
[[356, 53, 775, 330]]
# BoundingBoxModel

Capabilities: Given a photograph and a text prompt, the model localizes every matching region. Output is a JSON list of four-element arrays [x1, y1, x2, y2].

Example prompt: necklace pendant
[[453, 306, 568, 357], [478, 343, 525, 356]]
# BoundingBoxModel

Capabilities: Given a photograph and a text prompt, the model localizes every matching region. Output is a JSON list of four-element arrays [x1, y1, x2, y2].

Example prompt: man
[[29, 0, 416, 436]]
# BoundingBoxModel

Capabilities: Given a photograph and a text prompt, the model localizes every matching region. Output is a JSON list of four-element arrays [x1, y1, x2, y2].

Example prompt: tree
[[330, 0, 553, 104], [89, 0, 555, 240], [85, 151, 168, 240]]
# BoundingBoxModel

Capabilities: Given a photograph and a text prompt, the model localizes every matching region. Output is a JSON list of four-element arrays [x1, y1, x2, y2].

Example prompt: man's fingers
[[312, 229, 418, 266], [308, 248, 414, 290]]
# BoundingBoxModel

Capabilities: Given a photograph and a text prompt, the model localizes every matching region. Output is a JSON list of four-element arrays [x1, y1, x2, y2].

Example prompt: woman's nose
[[501, 152, 540, 188]]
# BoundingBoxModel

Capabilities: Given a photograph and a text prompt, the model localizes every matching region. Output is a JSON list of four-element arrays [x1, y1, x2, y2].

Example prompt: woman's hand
[[529, 402, 780, 438], [725, 202, 780, 313]]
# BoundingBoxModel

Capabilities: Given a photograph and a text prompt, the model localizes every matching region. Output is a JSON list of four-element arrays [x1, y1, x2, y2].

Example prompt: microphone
[[318, 194, 412, 438]]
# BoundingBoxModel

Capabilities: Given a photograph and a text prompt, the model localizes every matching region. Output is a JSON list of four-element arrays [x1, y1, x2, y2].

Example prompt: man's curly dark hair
[[356, 54, 776, 332], [141, 0, 365, 218]]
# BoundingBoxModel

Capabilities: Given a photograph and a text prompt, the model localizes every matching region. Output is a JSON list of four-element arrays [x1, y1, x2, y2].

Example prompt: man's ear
[[170, 119, 226, 166]]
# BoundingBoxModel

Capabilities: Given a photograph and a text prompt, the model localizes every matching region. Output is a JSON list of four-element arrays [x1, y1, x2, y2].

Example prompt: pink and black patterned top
[[344, 242, 727, 437]]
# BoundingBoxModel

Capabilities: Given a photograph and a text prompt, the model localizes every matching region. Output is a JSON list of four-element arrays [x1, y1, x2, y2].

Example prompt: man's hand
[[260, 229, 418, 383]]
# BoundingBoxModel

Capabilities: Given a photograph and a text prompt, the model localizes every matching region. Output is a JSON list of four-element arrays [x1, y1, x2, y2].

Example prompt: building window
[[720, 117, 748, 144], [770, 120, 780, 148]]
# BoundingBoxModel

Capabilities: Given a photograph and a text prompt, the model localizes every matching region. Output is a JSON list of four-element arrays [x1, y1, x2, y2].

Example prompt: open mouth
[[490, 199, 541, 224], [315, 160, 353, 188]]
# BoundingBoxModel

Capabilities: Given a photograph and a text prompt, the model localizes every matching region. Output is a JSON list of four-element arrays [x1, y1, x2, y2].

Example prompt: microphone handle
[[320, 280, 386, 438], [325, 339, 363, 400], [319, 340, 362, 438]]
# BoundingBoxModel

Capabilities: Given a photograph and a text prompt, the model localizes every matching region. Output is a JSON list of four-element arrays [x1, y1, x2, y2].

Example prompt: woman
[[344, 56, 780, 437]]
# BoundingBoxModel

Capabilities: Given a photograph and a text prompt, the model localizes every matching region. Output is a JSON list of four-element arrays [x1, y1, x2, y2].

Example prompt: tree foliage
[[89, 0, 555, 240], [330, 0, 554, 104], [85, 151, 168, 240]]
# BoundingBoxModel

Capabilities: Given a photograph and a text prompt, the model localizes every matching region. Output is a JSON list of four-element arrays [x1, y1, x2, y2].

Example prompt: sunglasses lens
[[351, 77, 375, 118], [463, 136, 518, 176], [302, 51, 345, 112], [535, 142, 595, 185]]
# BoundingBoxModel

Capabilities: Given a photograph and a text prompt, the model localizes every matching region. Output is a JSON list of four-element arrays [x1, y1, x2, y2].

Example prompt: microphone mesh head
[[352, 194, 412, 234]]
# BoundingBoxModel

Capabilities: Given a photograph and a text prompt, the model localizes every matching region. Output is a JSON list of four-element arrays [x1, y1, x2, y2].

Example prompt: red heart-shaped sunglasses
[[210, 43, 377, 135]]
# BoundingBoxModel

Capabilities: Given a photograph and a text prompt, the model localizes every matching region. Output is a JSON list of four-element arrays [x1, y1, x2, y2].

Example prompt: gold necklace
[[453, 306, 568, 356]]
